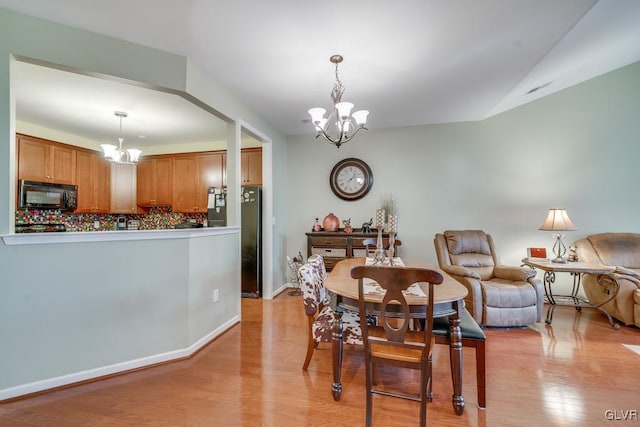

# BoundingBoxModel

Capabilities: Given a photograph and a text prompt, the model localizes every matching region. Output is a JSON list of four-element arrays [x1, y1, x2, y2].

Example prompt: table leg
[[569, 272, 583, 310], [543, 271, 557, 324], [449, 302, 465, 415], [331, 309, 344, 400]]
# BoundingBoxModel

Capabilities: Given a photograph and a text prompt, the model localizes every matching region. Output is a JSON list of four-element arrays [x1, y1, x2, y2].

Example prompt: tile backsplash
[[15, 207, 207, 231]]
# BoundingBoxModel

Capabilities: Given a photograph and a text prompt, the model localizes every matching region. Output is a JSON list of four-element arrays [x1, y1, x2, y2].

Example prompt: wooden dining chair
[[298, 255, 362, 370], [351, 265, 443, 427]]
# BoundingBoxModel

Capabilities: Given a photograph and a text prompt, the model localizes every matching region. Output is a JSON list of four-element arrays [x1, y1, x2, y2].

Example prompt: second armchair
[[434, 230, 543, 327]]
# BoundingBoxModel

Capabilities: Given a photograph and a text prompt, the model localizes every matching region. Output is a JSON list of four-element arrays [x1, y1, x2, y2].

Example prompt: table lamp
[[539, 208, 577, 263]]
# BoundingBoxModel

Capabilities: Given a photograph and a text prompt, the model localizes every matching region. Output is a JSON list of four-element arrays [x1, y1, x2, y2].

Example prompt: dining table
[[324, 257, 469, 415]]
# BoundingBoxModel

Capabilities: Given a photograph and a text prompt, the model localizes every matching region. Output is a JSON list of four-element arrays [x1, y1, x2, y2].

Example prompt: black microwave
[[18, 180, 78, 211]]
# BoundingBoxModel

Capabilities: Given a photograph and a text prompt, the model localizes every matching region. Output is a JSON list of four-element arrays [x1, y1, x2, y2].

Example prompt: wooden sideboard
[[305, 231, 401, 271]]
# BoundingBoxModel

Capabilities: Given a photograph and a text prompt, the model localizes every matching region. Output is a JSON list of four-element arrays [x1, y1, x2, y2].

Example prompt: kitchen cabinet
[[172, 156, 199, 213], [173, 152, 225, 213], [197, 153, 225, 209], [76, 149, 110, 213], [17, 134, 76, 184], [110, 163, 137, 213], [241, 148, 261, 185], [137, 157, 173, 207]]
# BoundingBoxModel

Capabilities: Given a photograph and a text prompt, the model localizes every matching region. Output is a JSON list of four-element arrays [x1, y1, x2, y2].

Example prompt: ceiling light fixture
[[308, 55, 369, 148], [101, 111, 142, 164]]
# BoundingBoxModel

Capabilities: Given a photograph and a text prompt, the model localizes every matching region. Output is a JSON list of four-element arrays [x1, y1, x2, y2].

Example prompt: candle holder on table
[[373, 209, 386, 265], [387, 214, 398, 266]]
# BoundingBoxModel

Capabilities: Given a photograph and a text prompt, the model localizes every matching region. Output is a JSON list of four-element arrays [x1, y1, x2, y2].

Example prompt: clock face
[[330, 158, 373, 201]]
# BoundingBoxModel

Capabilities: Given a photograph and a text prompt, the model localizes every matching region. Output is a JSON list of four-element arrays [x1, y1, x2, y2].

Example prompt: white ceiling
[[2, 0, 640, 144]]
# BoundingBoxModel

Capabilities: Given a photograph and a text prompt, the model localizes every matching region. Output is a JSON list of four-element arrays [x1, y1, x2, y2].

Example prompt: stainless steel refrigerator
[[241, 186, 262, 297]]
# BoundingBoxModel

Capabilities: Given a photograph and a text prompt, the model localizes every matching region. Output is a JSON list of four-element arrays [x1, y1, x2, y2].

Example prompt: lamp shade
[[539, 208, 577, 231]]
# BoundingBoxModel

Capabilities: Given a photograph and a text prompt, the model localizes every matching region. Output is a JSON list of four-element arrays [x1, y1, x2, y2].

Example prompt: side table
[[522, 259, 621, 329]]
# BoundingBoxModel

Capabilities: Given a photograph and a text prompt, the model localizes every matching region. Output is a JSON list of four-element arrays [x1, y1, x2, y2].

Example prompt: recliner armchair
[[434, 230, 544, 327]]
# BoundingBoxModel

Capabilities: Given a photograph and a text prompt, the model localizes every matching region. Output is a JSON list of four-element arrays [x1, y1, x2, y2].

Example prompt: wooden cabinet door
[[76, 150, 110, 213], [196, 153, 224, 210], [172, 156, 198, 212], [241, 149, 262, 185], [154, 158, 173, 205], [136, 159, 154, 205], [110, 163, 137, 213], [18, 136, 48, 182], [50, 145, 76, 184], [75, 151, 97, 212], [94, 156, 110, 213], [137, 157, 173, 206]]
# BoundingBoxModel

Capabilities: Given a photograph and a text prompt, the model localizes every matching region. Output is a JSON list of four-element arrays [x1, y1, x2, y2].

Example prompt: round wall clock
[[329, 158, 373, 201]]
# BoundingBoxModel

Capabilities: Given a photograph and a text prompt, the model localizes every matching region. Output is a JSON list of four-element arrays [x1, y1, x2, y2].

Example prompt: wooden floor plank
[[1, 294, 639, 426]]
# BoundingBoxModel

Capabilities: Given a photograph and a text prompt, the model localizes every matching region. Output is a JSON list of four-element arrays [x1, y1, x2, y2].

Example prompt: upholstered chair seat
[[434, 230, 544, 327]]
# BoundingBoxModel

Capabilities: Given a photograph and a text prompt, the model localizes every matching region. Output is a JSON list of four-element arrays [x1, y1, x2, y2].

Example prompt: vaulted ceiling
[[2, 0, 640, 146]]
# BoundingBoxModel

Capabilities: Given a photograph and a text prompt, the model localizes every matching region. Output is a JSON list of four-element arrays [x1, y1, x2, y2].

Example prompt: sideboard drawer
[[310, 236, 347, 247], [353, 248, 368, 257], [311, 247, 347, 258]]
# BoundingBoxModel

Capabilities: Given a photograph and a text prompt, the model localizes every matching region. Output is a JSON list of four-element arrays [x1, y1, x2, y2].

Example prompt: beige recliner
[[576, 233, 640, 327], [434, 230, 544, 327]]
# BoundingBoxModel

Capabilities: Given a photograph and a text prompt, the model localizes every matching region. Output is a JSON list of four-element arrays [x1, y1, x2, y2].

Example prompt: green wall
[[286, 60, 640, 278]]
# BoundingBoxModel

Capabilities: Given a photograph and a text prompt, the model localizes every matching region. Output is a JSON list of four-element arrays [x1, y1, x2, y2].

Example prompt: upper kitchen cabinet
[[172, 152, 225, 213], [241, 148, 262, 186], [17, 134, 76, 184], [198, 151, 225, 197], [172, 155, 199, 213], [110, 163, 137, 214], [137, 156, 173, 207], [76, 149, 110, 213]]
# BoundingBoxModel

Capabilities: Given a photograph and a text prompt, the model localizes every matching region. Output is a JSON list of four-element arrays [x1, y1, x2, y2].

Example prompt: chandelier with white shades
[[101, 111, 142, 164], [308, 55, 369, 148]]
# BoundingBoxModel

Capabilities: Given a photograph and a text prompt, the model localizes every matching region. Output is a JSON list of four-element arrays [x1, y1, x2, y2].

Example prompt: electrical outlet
[[212, 289, 219, 303]]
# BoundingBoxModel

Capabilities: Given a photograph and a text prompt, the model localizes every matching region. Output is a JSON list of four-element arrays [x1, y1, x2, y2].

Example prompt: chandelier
[[308, 55, 369, 148], [101, 111, 142, 164]]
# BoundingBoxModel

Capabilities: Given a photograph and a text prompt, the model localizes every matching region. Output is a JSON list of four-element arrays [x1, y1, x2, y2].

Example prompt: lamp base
[[551, 256, 568, 264]]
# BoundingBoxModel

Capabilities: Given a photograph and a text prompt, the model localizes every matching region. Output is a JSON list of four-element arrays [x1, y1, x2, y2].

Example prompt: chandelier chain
[[331, 62, 345, 104]]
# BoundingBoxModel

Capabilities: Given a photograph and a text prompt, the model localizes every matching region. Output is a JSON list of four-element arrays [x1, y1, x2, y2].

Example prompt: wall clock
[[329, 158, 373, 201]]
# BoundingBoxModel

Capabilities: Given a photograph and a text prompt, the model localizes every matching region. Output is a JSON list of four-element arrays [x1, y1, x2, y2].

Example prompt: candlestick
[[375, 209, 385, 229], [388, 214, 398, 233]]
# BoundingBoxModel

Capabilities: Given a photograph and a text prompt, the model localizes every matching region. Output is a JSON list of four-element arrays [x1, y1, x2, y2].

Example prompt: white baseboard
[[272, 283, 290, 297], [0, 315, 240, 401]]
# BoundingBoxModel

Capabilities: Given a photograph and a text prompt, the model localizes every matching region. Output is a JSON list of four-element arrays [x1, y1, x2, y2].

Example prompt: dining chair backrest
[[350, 265, 443, 427], [307, 254, 327, 301], [298, 263, 321, 317]]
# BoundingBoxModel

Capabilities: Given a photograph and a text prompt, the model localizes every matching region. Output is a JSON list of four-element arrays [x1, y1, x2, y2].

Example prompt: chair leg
[[365, 355, 373, 427], [302, 334, 317, 371], [426, 354, 433, 402], [476, 340, 486, 408], [420, 365, 428, 427]]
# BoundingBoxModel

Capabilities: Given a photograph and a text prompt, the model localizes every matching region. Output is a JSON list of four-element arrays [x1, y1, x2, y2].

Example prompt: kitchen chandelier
[[308, 55, 369, 148], [101, 111, 142, 164]]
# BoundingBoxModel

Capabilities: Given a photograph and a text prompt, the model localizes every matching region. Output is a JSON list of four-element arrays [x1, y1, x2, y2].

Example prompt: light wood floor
[[1, 293, 639, 426]]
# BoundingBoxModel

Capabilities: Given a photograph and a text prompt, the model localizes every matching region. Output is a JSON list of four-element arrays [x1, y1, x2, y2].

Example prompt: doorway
[[239, 125, 271, 299]]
